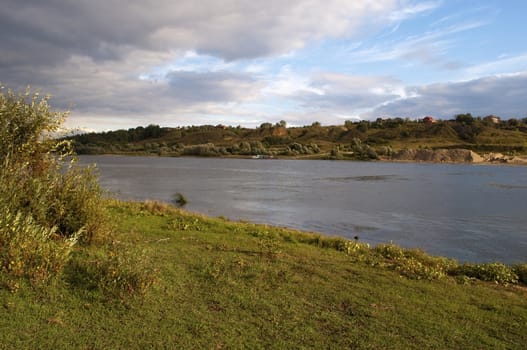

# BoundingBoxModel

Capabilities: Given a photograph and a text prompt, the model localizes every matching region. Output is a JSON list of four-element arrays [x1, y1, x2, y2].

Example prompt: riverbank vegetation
[[2, 199, 527, 348], [68, 115, 527, 160], [0, 88, 153, 295], [2, 89, 527, 348]]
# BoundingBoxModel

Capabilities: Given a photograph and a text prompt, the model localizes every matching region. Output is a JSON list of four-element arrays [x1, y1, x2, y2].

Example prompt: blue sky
[[1, 0, 526, 131]]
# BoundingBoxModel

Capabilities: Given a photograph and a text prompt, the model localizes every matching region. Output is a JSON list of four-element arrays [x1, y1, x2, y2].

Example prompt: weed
[[66, 242, 157, 299]]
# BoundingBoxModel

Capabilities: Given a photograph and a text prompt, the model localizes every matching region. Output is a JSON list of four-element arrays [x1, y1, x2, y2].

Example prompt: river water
[[79, 155, 527, 263]]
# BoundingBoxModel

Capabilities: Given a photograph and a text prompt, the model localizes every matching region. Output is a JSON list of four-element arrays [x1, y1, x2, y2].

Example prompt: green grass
[[1, 200, 526, 349]]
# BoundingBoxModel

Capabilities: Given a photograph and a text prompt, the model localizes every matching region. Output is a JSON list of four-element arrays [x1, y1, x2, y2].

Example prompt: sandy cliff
[[390, 149, 527, 164]]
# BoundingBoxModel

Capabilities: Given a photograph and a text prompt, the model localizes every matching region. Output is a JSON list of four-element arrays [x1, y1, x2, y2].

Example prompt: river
[[79, 155, 527, 263]]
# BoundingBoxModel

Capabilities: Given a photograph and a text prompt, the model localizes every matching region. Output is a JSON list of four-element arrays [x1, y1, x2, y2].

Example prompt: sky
[[1, 0, 527, 131]]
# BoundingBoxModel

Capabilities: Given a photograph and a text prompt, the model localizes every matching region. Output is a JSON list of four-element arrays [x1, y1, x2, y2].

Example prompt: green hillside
[[69, 115, 527, 159]]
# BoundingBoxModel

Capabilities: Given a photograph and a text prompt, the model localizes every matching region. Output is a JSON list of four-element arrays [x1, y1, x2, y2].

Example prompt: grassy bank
[[2, 200, 526, 349], [69, 117, 527, 159]]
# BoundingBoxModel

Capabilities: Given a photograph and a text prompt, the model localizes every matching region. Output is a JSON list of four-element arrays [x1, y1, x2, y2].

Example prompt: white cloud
[[462, 54, 527, 80], [348, 20, 488, 69], [388, 1, 442, 21], [262, 67, 325, 97]]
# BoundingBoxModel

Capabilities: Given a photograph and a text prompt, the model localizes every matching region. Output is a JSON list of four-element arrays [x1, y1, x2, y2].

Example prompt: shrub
[[0, 206, 79, 290], [373, 244, 458, 280], [343, 240, 371, 257], [512, 264, 527, 285], [0, 87, 111, 290], [453, 263, 519, 285]]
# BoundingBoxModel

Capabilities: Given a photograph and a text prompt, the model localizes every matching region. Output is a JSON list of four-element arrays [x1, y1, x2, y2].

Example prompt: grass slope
[[69, 119, 527, 158], [1, 201, 526, 349]]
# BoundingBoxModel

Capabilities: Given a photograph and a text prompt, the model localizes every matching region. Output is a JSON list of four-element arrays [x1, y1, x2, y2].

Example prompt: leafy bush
[[453, 263, 519, 285], [372, 244, 458, 280], [512, 264, 527, 285], [343, 240, 371, 258], [0, 87, 112, 291], [0, 206, 79, 291]]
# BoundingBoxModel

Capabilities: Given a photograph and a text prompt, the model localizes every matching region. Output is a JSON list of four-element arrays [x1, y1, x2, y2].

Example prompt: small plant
[[257, 236, 282, 260], [66, 242, 157, 299]]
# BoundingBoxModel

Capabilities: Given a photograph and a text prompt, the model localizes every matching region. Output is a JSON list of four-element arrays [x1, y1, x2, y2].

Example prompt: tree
[[455, 113, 474, 125]]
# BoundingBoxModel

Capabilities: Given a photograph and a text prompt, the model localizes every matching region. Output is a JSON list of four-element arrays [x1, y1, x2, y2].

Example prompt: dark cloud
[[165, 71, 258, 103], [366, 73, 527, 119], [0, 0, 395, 66]]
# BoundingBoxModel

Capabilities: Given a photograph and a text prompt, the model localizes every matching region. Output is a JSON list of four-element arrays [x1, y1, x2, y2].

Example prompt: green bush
[[0, 87, 113, 291], [453, 263, 519, 285], [0, 206, 79, 291], [512, 264, 527, 285], [372, 244, 458, 280]]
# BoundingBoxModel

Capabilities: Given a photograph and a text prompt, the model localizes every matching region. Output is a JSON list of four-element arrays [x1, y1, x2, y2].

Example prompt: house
[[484, 115, 500, 124], [422, 116, 435, 124]]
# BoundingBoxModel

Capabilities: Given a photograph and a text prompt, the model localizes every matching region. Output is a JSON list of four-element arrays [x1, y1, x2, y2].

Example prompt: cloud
[[285, 72, 406, 114], [0, 0, 398, 65], [365, 73, 527, 119], [388, 1, 442, 22], [3, 1, 524, 131], [348, 20, 487, 69], [165, 70, 260, 103], [462, 54, 527, 80], [0, 0, 406, 130]]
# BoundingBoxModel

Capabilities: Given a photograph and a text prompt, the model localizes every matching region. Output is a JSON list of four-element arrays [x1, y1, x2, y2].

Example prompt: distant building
[[421, 116, 435, 124], [484, 115, 500, 124]]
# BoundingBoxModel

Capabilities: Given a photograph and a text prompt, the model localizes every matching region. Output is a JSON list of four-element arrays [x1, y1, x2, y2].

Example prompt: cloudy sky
[[1, 0, 527, 131]]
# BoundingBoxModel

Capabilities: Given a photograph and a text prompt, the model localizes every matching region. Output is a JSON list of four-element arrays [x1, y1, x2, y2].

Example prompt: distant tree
[[278, 120, 287, 128], [455, 113, 474, 125], [344, 120, 354, 128], [507, 118, 520, 127], [144, 124, 161, 138], [311, 121, 321, 127], [357, 121, 370, 132], [373, 118, 384, 128], [259, 122, 273, 129]]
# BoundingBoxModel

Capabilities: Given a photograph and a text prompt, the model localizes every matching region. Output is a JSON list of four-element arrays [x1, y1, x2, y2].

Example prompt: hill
[[68, 115, 527, 161]]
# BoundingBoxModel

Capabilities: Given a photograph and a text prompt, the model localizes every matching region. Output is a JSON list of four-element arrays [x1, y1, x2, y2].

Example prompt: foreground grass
[[1, 201, 526, 349]]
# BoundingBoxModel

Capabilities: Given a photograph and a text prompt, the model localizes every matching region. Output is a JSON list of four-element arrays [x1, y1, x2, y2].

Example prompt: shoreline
[[78, 150, 527, 166]]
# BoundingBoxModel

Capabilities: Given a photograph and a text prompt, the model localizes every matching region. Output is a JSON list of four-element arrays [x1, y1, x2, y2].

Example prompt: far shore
[[79, 149, 527, 166]]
